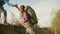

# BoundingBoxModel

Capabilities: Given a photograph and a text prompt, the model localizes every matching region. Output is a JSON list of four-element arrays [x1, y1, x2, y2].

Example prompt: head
[[20, 5, 25, 13]]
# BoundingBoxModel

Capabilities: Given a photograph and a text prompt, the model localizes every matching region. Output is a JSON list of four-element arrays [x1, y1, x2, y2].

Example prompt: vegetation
[[52, 9, 60, 34]]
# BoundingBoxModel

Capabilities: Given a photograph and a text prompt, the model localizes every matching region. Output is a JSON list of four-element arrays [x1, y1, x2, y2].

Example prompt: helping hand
[[14, 4, 18, 8]]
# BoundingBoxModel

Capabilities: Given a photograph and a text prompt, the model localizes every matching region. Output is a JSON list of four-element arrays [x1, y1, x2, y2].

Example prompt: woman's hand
[[14, 4, 18, 8]]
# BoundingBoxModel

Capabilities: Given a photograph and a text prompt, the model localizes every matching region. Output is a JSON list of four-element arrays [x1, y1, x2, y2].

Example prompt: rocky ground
[[0, 24, 25, 34], [0, 24, 55, 34]]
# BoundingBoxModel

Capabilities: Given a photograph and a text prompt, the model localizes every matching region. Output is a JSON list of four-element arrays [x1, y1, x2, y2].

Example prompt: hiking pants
[[21, 22, 35, 34]]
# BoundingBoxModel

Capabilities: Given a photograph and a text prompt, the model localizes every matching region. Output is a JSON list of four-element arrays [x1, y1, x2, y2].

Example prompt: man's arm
[[7, 2, 15, 7], [4, 0, 20, 10], [4, 0, 15, 7]]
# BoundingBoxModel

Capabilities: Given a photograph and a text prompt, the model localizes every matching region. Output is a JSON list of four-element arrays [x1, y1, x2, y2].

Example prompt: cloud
[[38, 16, 52, 28]]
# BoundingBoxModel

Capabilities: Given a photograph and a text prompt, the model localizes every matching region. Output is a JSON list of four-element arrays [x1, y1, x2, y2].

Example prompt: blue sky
[[3, 0, 60, 28]]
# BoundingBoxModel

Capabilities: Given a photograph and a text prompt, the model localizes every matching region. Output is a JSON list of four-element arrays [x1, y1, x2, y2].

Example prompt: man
[[15, 5, 35, 34], [0, 0, 17, 24]]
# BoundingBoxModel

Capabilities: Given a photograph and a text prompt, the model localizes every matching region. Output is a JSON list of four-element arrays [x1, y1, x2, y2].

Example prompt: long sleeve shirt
[[0, 0, 14, 7]]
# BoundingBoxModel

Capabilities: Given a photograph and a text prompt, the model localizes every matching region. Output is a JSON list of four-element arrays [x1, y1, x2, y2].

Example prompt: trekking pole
[[0, 10, 1, 18], [0, 9, 1, 23]]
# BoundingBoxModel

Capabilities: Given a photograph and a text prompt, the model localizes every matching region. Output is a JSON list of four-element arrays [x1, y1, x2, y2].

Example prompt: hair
[[20, 5, 25, 12], [20, 5, 25, 9]]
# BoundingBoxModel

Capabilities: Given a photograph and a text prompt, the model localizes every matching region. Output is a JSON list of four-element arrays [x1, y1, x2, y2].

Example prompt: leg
[[25, 25, 34, 34], [21, 23, 35, 34], [2, 8, 7, 24]]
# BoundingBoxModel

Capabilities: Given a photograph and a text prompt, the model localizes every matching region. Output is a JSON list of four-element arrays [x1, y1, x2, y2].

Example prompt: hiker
[[0, 0, 17, 24], [15, 5, 35, 34]]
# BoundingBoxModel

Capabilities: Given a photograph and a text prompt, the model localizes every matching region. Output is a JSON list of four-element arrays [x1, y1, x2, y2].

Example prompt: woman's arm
[[15, 5, 20, 11]]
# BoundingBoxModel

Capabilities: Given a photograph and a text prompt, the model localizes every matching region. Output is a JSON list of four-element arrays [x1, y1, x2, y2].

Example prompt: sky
[[3, 0, 60, 28]]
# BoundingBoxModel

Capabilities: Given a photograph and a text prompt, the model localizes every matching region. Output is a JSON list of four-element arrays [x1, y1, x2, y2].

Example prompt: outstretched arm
[[4, 0, 20, 11], [4, 0, 16, 7], [15, 4, 20, 11], [7, 2, 15, 7]]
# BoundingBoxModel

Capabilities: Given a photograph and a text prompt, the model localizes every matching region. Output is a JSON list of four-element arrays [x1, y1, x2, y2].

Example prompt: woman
[[15, 5, 35, 34]]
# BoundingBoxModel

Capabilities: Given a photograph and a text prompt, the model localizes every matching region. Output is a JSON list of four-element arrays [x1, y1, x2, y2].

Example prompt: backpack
[[26, 6, 38, 25]]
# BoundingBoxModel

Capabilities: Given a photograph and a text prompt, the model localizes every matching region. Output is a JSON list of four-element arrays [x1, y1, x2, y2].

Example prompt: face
[[20, 7, 24, 13]]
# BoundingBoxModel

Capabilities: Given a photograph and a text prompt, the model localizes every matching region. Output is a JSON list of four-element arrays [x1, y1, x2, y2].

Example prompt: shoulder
[[23, 12, 29, 16]]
